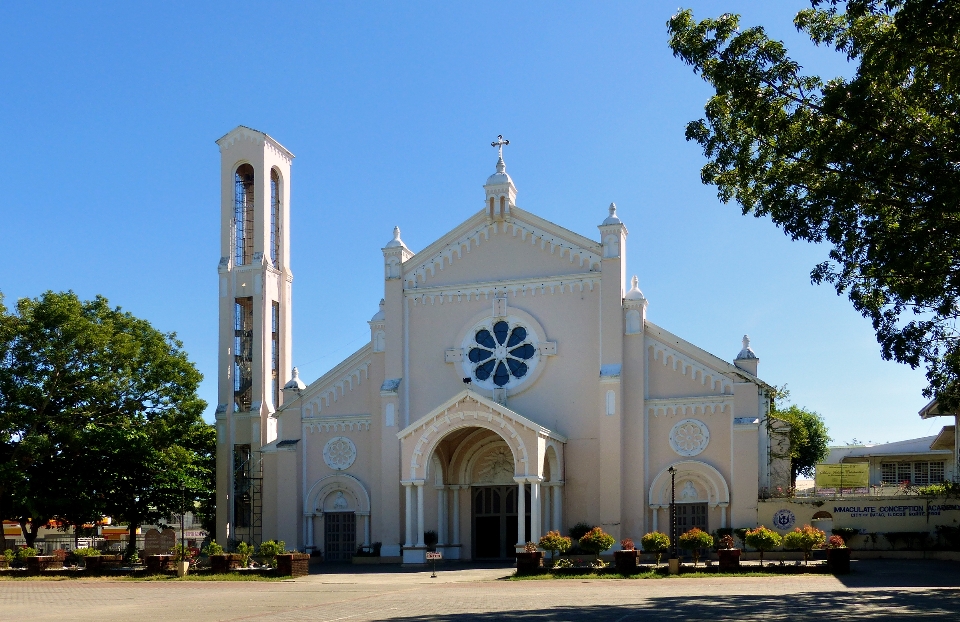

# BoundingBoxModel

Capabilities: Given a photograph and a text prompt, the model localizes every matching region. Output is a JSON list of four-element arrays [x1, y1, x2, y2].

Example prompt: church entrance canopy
[[396, 390, 566, 561]]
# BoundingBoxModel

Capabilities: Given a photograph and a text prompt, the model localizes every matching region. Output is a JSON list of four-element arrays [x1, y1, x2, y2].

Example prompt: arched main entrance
[[397, 390, 566, 563]]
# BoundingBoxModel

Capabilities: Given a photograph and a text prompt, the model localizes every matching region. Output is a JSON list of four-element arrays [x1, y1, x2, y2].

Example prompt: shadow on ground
[[390, 590, 960, 621]]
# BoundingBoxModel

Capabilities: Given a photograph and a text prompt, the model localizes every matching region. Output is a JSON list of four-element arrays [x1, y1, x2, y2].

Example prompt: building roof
[[829, 431, 953, 462]]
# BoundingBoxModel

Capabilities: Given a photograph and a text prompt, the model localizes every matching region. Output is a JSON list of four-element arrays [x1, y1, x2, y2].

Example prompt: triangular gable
[[645, 321, 773, 391], [397, 388, 567, 443], [402, 207, 601, 288]]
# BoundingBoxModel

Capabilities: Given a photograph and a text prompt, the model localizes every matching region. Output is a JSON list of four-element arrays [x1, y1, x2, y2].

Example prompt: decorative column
[[515, 476, 526, 548], [416, 481, 425, 547], [436, 486, 447, 545], [552, 483, 563, 533], [403, 482, 413, 546], [361, 513, 371, 547], [719, 503, 728, 529], [305, 513, 314, 549], [451, 486, 461, 546], [652, 507, 658, 532], [529, 478, 541, 545], [542, 485, 552, 535]]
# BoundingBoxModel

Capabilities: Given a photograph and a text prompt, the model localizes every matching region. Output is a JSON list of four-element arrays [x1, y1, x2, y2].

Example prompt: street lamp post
[[668, 466, 677, 563]]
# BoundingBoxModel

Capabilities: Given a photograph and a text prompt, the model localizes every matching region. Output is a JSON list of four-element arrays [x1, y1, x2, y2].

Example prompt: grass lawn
[[0, 571, 288, 581]]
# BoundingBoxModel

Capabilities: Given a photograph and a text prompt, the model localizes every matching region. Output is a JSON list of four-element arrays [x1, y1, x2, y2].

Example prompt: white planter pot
[[176, 561, 190, 577]]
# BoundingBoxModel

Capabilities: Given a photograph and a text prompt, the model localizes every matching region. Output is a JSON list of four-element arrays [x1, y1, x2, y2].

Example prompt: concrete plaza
[[2, 559, 959, 621]]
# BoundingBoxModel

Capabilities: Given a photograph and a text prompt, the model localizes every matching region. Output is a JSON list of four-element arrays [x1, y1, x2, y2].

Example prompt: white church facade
[[214, 126, 788, 563]]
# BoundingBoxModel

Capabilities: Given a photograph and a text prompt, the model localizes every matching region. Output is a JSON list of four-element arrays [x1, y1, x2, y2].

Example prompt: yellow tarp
[[815, 463, 869, 488]]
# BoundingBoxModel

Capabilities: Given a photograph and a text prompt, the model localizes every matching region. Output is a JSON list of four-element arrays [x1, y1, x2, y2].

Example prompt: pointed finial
[[625, 274, 646, 300], [602, 202, 622, 225], [736, 335, 758, 360], [292, 367, 300, 380], [393, 226, 401, 242], [631, 275, 638, 289], [609, 203, 617, 218]]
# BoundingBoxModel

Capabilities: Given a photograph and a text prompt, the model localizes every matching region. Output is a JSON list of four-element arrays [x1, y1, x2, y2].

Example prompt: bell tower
[[214, 126, 294, 546]]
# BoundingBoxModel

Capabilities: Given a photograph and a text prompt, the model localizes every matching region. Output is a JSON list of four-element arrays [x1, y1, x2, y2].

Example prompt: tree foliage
[[745, 526, 783, 565], [0, 291, 213, 550], [774, 405, 832, 485], [783, 524, 828, 563], [668, 1, 960, 409]]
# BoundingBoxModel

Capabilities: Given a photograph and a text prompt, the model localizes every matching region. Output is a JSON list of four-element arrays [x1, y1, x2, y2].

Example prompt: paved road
[[2, 560, 959, 621]]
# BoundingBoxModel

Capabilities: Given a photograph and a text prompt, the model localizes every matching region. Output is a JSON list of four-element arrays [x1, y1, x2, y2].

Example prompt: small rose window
[[467, 320, 537, 387]]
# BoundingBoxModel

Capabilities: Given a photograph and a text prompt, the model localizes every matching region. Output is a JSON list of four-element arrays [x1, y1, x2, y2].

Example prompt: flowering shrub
[[202, 541, 225, 556], [590, 559, 607, 569], [552, 558, 573, 569], [52, 549, 68, 563], [579, 527, 615, 558], [678, 528, 714, 567], [539, 531, 572, 559], [744, 526, 782, 566], [640, 532, 670, 566], [826, 535, 846, 549], [783, 525, 826, 564], [620, 538, 635, 550], [719, 534, 736, 550], [523, 542, 538, 553], [257, 540, 286, 567]]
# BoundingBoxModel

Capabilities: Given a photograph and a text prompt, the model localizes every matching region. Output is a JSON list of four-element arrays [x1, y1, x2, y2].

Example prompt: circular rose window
[[461, 317, 539, 390], [669, 419, 710, 457]]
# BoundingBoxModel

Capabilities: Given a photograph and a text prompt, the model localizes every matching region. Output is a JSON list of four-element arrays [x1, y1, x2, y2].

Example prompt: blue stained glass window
[[476, 329, 496, 349], [493, 321, 509, 345], [493, 361, 510, 386], [506, 358, 528, 377], [507, 327, 527, 347], [509, 344, 535, 360], [469, 348, 493, 363], [468, 320, 538, 387]]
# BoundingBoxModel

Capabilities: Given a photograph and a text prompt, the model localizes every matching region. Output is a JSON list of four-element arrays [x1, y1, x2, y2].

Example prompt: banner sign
[[815, 463, 869, 488]]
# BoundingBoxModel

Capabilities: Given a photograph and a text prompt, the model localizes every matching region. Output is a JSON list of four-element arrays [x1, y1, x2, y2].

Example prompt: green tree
[[668, 1, 960, 410], [0, 291, 213, 553], [677, 528, 714, 567], [773, 405, 831, 487], [578, 527, 615, 560], [783, 524, 827, 564], [640, 531, 671, 567], [538, 530, 572, 560], [744, 526, 783, 566]]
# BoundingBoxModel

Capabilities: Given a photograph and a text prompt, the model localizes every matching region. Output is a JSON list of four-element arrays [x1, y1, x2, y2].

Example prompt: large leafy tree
[[668, 1, 960, 409], [0, 291, 213, 551], [773, 405, 832, 486]]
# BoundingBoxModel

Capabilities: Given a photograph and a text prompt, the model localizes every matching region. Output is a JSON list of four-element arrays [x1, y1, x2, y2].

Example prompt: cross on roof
[[491, 135, 509, 159]]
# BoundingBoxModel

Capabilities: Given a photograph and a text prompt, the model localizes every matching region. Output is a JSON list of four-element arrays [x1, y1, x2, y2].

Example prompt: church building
[[214, 126, 787, 563]]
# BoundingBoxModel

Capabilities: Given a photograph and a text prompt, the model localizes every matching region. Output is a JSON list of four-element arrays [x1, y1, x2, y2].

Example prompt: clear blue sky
[[1, 1, 942, 446]]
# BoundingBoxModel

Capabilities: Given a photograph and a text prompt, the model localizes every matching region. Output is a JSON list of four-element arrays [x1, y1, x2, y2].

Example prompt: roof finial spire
[[491, 134, 510, 160]]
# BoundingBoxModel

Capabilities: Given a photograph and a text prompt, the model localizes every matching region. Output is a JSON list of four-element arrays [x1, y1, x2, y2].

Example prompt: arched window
[[234, 164, 255, 265], [270, 169, 282, 266]]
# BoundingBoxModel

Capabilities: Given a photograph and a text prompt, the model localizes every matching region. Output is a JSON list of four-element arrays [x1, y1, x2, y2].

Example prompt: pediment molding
[[292, 344, 373, 419]]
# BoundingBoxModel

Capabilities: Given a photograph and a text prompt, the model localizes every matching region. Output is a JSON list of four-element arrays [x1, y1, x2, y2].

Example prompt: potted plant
[[716, 534, 741, 571], [516, 542, 543, 575], [678, 528, 714, 568], [538, 530, 571, 568], [257, 540, 285, 569], [205, 540, 240, 573], [744, 526, 782, 567], [614, 538, 640, 574], [641, 532, 670, 569], [782, 525, 826, 565], [0, 549, 13, 569], [174, 544, 192, 577], [235, 542, 254, 568], [578, 527, 615, 567], [824, 534, 851, 574], [73, 547, 101, 570]]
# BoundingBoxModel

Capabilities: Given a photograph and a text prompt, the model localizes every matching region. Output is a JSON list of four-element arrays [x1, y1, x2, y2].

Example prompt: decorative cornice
[[304, 415, 372, 433], [216, 125, 294, 163], [647, 337, 735, 394], [646, 395, 735, 418], [407, 273, 599, 306]]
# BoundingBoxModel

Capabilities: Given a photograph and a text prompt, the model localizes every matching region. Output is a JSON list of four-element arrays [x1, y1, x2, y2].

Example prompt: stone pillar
[[652, 507, 658, 532], [552, 484, 563, 533], [403, 482, 413, 546], [515, 477, 526, 548], [362, 513, 371, 547], [437, 486, 447, 545], [305, 514, 314, 549], [416, 482, 425, 547], [529, 478, 541, 546], [720, 503, 728, 529], [451, 486, 461, 546]]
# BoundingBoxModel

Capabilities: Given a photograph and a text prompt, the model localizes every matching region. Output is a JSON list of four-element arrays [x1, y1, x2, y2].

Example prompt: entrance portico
[[397, 390, 566, 563]]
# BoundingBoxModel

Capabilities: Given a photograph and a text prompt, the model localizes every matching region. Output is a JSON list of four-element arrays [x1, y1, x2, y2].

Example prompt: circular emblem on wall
[[323, 436, 357, 471], [669, 419, 710, 456], [461, 316, 540, 391], [773, 509, 796, 531]]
